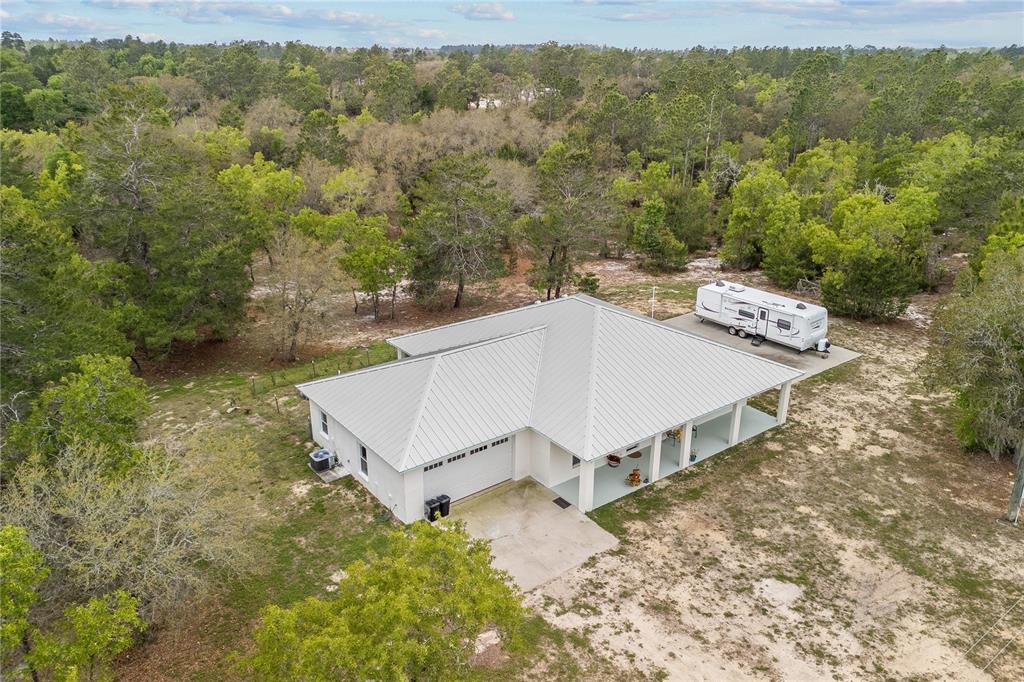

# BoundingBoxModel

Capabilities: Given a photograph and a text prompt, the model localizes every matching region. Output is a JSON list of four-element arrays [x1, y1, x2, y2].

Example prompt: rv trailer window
[[739, 309, 755, 319], [777, 319, 792, 331]]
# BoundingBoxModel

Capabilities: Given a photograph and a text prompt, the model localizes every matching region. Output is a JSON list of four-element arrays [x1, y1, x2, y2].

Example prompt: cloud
[[448, 2, 515, 21], [8, 11, 119, 34], [593, 0, 1021, 25]]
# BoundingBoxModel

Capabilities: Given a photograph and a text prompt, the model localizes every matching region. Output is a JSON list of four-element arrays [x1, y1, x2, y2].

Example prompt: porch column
[[681, 420, 694, 467], [511, 430, 531, 480], [577, 459, 596, 512], [396, 349, 407, 359], [777, 381, 793, 425], [649, 433, 662, 482], [728, 400, 744, 445]]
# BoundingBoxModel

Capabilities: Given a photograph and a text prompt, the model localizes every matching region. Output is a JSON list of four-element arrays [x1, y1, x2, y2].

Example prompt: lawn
[[123, 339, 638, 681]]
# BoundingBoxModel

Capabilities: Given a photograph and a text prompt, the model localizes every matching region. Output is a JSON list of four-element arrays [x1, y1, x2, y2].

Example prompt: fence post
[[250, 377, 256, 397]]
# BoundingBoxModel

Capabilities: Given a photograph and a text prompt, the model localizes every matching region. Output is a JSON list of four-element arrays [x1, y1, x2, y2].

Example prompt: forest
[[1, 32, 1022, 680]]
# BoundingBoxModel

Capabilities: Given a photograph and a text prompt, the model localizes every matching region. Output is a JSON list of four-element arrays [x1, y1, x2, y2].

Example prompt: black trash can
[[436, 494, 451, 518], [425, 498, 441, 521]]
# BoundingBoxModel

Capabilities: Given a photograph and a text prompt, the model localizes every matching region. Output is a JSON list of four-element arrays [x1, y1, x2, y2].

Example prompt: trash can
[[425, 498, 441, 521], [436, 494, 451, 518]]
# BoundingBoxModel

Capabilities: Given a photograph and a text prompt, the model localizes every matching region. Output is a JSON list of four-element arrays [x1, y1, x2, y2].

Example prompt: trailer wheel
[[728, 326, 738, 336], [738, 329, 748, 339]]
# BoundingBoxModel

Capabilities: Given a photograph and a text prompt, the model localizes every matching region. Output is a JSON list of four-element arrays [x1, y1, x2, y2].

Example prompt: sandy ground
[[522, 294, 1023, 681], [135, 255, 1022, 681]]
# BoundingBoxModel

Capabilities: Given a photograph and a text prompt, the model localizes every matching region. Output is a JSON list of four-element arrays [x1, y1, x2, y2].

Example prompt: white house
[[297, 295, 802, 523]]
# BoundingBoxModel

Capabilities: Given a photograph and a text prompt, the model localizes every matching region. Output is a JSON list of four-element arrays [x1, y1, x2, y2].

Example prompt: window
[[359, 445, 368, 477], [572, 455, 581, 468], [759, 309, 767, 320], [320, 409, 329, 435], [447, 452, 466, 463], [469, 444, 488, 455], [491, 437, 509, 447], [738, 309, 755, 320], [777, 319, 792, 331], [424, 461, 443, 472]]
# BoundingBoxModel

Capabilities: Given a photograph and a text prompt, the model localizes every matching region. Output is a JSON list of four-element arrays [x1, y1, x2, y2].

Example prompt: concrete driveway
[[663, 312, 860, 382], [449, 480, 618, 591]]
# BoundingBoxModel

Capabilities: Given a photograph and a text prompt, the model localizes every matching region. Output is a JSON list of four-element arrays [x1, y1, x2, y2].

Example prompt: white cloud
[[448, 2, 515, 21]]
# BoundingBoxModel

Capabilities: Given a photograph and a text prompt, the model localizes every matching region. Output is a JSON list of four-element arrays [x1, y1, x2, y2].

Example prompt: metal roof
[[300, 295, 802, 472]]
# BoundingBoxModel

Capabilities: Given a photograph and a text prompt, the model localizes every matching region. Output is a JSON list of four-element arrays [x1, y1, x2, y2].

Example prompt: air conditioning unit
[[308, 448, 337, 472]]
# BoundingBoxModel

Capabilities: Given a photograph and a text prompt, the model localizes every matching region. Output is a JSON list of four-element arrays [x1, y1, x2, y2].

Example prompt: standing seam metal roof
[[299, 295, 802, 472]]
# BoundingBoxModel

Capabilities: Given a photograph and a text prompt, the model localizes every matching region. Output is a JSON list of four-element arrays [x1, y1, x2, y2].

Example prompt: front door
[[756, 308, 769, 336]]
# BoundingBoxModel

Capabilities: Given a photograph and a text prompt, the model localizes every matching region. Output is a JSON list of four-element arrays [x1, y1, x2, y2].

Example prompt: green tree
[[6, 355, 148, 473], [926, 249, 1024, 523], [631, 196, 688, 271], [244, 521, 523, 681], [367, 61, 417, 122], [338, 217, 411, 320], [0, 525, 49, 677], [218, 153, 304, 264], [298, 109, 347, 166], [0, 83, 33, 130], [276, 63, 327, 114], [529, 137, 609, 299], [0, 186, 130, 412], [762, 192, 816, 288], [720, 163, 788, 269], [24, 87, 72, 131], [29, 591, 144, 682], [406, 156, 511, 308]]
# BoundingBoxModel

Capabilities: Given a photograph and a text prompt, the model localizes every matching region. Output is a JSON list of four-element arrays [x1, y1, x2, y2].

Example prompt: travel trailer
[[695, 280, 829, 352]]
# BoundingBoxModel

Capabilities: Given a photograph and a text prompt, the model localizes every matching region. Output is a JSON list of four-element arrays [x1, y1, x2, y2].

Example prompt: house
[[297, 295, 803, 523]]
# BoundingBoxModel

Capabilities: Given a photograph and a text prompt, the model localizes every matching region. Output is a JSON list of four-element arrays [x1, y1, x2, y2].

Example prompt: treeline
[[1, 34, 1023, 675]]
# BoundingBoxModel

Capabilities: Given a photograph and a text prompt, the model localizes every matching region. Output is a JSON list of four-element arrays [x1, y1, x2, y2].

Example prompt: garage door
[[423, 436, 512, 502]]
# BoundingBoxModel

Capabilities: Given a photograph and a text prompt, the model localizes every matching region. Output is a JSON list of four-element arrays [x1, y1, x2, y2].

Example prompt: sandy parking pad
[[663, 312, 860, 381], [449, 480, 618, 591]]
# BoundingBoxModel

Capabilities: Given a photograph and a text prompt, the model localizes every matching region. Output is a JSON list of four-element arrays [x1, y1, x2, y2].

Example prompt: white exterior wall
[[547, 442, 580, 487], [308, 399, 414, 523]]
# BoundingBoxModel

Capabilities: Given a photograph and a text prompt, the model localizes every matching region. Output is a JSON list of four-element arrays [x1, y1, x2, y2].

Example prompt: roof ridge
[[581, 305, 604, 460], [398, 354, 441, 471], [387, 296, 585, 347], [296, 326, 548, 391]]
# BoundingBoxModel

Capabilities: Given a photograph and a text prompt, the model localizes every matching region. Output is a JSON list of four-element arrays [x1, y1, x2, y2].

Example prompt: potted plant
[[626, 467, 642, 487], [607, 454, 622, 468], [689, 448, 698, 463]]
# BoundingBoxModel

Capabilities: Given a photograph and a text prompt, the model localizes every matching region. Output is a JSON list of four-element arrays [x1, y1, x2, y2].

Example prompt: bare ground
[[526, 294, 1024, 681], [128, 256, 1022, 681]]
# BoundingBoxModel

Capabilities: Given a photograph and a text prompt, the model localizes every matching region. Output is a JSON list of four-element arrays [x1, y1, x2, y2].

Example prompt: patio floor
[[551, 405, 778, 509]]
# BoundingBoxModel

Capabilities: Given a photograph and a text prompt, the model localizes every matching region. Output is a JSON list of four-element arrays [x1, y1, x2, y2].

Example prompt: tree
[[529, 137, 609, 299], [298, 109, 347, 166], [28, 591, 144, 682], [405, 156, 512, 308], [0, 186, 130, 414], [2, 435, 258, 621], [244, 521, 523, 681], [338, 217, 411, 320], [926, 249, 1024, 523], [0, 525, 48, 678], [720, 163, 788, 269], [762, 191, 816, 288], [6, 355, 148, 473], [631, 196, 688, 271], [0, 83, 32, 130], [366, 61, 417, 123], [261, 228, 346, 361], [219, 153, 305, 264]]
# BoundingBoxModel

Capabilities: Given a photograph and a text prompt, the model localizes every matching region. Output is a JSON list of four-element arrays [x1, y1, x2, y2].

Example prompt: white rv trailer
[[695, 280, 829, 352]]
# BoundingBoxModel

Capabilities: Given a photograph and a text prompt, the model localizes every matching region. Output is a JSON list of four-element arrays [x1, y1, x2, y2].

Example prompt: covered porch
[[551, 395, 786, 511]]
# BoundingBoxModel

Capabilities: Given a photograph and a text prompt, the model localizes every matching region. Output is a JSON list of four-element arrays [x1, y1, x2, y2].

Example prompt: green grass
[[599, 281, 699, 308]]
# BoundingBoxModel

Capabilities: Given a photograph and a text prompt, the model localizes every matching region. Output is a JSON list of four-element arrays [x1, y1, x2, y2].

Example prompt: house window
[[572, 455, 581, 468], [447, 452, 466, 464], [738, 309, 755, 320], [470, 444, 488, 455], [491, 437, 509, 447], [320, 410, 329, 435], [777, 319, 792, 331], [424, 461, 443, 472], [359, 445, 368, 477]]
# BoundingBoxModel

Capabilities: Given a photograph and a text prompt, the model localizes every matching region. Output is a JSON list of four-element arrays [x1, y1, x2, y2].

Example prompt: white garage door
[[423, 437, 512, 502]]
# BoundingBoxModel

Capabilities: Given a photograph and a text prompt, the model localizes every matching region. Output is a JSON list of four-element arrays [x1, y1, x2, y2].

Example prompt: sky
[[2, 1, 1022, 50]]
